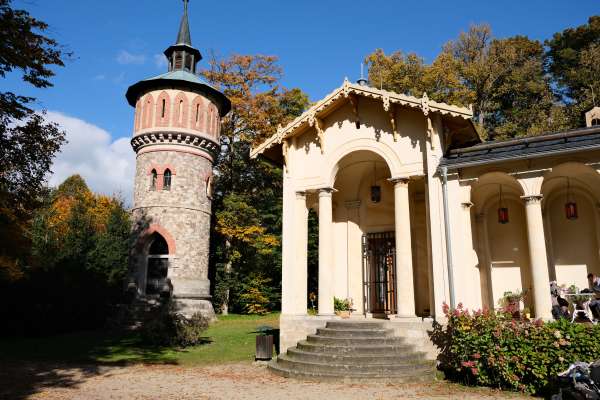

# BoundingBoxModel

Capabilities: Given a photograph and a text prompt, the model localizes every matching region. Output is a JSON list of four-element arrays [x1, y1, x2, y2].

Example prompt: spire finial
[[176, 0, 192, 45]]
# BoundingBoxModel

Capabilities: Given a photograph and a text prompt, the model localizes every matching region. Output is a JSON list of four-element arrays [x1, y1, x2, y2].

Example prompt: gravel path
[[0, 362, 530, 400]]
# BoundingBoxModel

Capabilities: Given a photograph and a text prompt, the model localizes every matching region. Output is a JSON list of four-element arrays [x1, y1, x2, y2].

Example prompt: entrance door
[[362, 232, 396, 315]]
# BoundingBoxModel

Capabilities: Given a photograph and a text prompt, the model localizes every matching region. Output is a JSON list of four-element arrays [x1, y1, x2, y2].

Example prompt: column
[[293, 191, 308, 315], [392, 178, 416, 318], [345, 201, 362, 313], [318, 188, 334, 315], [280, 173, 295, 315], [522, 195, 553, 320]]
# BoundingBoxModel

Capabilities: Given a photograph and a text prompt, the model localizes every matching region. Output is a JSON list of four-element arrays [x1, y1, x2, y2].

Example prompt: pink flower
[[471, 367, 479, 375], [472, 353, 481, 359], [461, 360, 475, 368]]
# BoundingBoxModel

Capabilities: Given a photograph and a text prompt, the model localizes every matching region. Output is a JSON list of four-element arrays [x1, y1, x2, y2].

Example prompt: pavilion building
[[252, 78, 600, 352]]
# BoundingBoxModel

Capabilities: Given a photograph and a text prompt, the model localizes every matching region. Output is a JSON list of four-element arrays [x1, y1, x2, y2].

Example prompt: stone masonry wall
[[132, 149, 213, 300]]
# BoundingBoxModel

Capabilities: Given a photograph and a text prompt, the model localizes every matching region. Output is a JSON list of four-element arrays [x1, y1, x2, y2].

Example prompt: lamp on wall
[[371, 162, 381, 203], [498, 184, 509, 224], [565, 177, 578, 220]]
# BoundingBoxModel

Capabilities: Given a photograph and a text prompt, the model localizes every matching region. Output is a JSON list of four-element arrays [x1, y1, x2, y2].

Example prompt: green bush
[[140, 302, 209, 347], [436, 303, 600, 394]]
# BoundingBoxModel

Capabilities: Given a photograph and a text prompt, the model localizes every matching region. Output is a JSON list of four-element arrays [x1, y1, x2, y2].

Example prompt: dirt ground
[[0, 362, 531, 400]]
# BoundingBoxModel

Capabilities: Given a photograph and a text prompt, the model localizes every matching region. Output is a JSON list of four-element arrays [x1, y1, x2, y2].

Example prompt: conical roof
[[176, 0, 192, 45]]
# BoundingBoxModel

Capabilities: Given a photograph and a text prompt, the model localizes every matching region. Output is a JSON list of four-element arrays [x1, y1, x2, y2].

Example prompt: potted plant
[[499, 290, 526, 319], [334, 297, 351, 318]]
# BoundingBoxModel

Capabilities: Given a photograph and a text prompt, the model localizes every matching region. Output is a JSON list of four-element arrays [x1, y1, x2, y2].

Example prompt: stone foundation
[[173, 296, 216, 321]]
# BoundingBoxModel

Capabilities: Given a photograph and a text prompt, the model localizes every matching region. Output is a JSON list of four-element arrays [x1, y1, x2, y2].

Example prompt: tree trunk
[[220, 239, 232, 315]]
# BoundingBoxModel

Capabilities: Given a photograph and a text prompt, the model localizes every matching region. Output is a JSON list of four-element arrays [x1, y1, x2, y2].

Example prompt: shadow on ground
[[0, 330, 206, 400]]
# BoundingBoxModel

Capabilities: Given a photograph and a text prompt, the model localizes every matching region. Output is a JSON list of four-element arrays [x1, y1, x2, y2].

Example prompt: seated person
[[587, 273, 600, 320]]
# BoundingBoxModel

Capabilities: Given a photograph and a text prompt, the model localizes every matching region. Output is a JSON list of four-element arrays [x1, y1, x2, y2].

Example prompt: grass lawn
[[0, 313, 280, 366]]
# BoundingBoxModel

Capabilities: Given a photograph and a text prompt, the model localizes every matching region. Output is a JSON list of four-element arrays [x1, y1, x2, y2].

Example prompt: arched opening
[[542, 163, 600, 291], [325, 150, 428, 317], [592, 118, 600, 127], [150, 169, 157, 190], [163, 169, 172, 191], [471, 173, 530, 311], [146, 233, 170, 296]]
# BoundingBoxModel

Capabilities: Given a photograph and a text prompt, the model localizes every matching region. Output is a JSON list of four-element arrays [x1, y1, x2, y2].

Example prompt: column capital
[[295, 191, 307, 199], [461, 201, 474, 209], [521, 194, 543, 205], [317, 187, 336, 197], [389, 176, 410, 186]]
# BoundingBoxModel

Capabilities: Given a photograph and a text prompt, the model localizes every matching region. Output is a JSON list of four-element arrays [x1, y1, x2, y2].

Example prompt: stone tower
[[125, 0, 230, 318]]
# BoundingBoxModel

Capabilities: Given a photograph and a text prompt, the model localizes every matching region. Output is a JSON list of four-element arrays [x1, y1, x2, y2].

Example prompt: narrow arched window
[[161, 99, 166, 118], [178, 100, 184, 125], [150, 169, 157, 190], [195, 104, 200, 122], [593, 118, 600, 127], [163, 169, 172, 191]]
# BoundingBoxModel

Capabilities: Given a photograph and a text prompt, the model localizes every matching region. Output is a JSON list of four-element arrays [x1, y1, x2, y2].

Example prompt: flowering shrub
[[437, 302, 600, 394]]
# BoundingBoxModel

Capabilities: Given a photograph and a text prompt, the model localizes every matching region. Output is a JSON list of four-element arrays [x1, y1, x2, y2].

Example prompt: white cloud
[[154, 53, 168, 69], [116, 50, 146, 65], [93, 74, 106, 81], [45, 111, 135, 205]]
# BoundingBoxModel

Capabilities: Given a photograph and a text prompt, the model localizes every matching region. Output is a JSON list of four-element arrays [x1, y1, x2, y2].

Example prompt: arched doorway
[[145, 232, 170, 296], [472, 172, 531, 311], [329, 150, 428, 316], [542, 163, 600, 291]]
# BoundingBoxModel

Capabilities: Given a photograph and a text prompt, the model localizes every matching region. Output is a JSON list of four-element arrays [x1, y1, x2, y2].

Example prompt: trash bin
[[255, 325, 275, 361]]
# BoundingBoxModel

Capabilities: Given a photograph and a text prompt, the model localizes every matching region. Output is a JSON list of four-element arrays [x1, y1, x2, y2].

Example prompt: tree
[[546, 16, 600, 126], [202, 54, 309, 314], [0, 0, 68, 277], [365, 24, 559, 140]]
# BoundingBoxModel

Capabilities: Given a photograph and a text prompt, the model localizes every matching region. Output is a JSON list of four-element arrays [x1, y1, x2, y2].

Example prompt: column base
[[390, 315, 422, 322]]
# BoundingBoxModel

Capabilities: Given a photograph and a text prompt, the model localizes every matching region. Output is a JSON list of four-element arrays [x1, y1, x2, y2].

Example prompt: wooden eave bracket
[[349, 94, 359, 126], [308, 113, 325, 154]]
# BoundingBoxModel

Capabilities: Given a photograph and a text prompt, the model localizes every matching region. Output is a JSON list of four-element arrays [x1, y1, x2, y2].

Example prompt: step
[[297, 340, 413, 355], [286, 347, 426, 365], [316, 327, 393, 338], [326, 321, 386, 330], [268, 362, 435, 384], [306, 335, 405, 346], [276, 354, 433, 375]]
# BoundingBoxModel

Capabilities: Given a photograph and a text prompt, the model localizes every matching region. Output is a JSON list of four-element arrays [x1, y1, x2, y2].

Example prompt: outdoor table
[[564, 293, 595, 322]]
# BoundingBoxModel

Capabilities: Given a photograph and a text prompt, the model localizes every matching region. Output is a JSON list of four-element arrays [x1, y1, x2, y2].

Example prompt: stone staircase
[[269, 320, 436, 383]]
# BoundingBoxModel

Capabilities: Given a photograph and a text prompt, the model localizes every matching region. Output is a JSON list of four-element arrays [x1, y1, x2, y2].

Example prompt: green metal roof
[[125, 70, 231, 116]]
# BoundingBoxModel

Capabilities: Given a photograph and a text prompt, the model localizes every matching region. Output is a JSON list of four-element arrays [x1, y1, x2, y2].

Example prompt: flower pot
[[336, 310, 350, 319]]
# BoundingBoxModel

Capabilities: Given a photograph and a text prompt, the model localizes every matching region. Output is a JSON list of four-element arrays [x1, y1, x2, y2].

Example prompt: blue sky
[[5, 0, 598, 200]]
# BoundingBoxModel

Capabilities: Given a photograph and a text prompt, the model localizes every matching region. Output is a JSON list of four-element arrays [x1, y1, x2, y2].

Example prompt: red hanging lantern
[[371, 162, 381, 203], [498, 185, 509, 224], [565, 202, 578, 220], [498, 207, 509, 224], [565, 178, 578, 220]]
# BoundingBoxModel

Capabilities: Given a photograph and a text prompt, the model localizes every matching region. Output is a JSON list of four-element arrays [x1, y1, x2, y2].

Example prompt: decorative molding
[[131, 131, 219, 158], [461, 201, 474, 209], [344, 200, 361, 209], [314, 117, 325, 154], [250, 79, 473, 158], [348, 94, 359, 125], [388, 107, 398, 142], [521, 194, 543, 205], [282, 139, 289, 169], [389, 177, 410, 186]]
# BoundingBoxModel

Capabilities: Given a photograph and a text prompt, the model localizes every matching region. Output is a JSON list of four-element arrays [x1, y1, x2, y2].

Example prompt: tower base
[[173, 297, 216, 321]]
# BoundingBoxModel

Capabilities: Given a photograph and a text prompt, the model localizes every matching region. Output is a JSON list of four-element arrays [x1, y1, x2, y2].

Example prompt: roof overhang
[[125, 75, 231, 117], [440, 126, 600, 170], [250, 79, 478, 161]]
